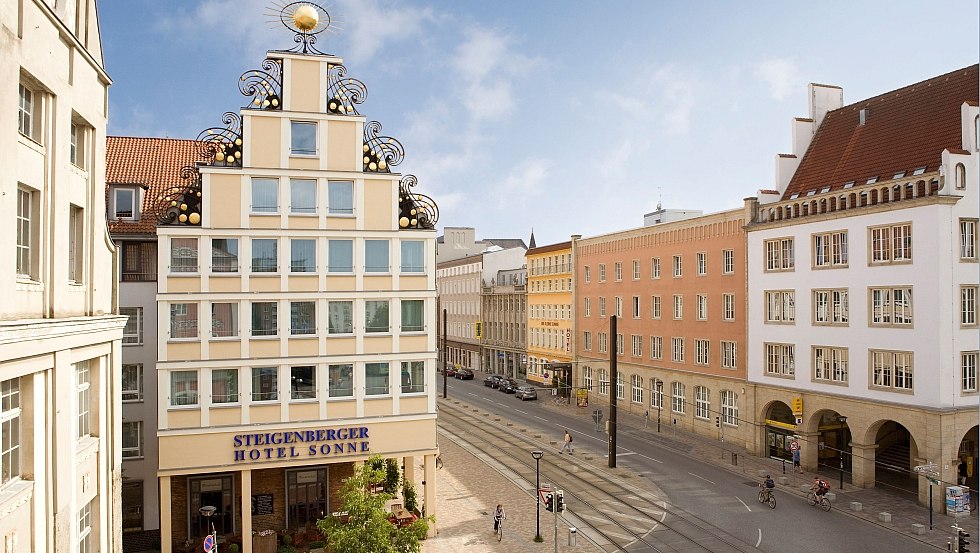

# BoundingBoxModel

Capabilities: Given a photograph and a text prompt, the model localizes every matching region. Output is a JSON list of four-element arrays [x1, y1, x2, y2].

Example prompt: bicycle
[[758, 485, 776, 509], [806, 491, 832, 511], [552, 396, 569, 406], [494, 517, 503, 541]]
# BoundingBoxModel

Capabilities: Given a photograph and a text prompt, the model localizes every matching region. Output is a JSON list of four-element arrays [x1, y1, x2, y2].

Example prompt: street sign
[[203, 534, 215, 553], [791, 397, 803, 414]]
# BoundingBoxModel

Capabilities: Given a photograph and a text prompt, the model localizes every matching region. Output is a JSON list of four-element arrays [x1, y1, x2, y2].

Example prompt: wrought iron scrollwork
[[398, 175, 438, 230], [239, 58, 282, 110], [196, 112, 243, 167], [362, 121, 404, 173], [157, 165, 203, 226], [326, 64, 368, 115]]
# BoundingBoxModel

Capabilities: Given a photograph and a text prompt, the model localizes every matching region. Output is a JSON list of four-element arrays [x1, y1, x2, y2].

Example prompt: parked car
[[498, 378, 519, 393], [445, 366, 457, 377], [455, 368, 474, 380], [483, 374, 504, 388], [514, 385, 537, 401]]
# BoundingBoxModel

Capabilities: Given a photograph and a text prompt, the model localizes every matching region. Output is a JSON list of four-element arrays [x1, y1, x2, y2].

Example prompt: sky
[[100, 1, 979, 246]]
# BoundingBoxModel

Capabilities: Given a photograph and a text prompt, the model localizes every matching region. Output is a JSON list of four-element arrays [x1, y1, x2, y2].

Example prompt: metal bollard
[[732, 452, 738, 466], [568, 527, 577, 546]]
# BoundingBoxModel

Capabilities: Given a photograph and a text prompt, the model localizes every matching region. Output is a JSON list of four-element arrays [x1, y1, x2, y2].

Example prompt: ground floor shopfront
[[158, 419, 439, 552]]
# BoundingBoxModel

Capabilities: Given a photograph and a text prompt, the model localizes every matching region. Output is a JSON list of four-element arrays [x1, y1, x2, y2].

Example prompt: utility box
[[568, 527, 577, 546]]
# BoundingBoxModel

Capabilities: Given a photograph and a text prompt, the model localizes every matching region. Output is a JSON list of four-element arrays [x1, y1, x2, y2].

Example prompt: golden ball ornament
[[378, 160, 387, 170], [399, 217, 409, 228], [369, 162, 377, 171], [178, 214, 188, 223], [363, 144, 370, 153], [188, 213, 201, 225], [411, 218, 417, 226], [292, 4, 319, 31]]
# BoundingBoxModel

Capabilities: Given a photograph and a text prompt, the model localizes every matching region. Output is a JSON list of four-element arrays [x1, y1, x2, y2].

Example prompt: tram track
[[438, 399, 759, 553]]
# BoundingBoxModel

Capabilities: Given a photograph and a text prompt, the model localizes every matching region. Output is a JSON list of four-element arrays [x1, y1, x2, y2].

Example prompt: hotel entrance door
[[189, 475, 235, 539]]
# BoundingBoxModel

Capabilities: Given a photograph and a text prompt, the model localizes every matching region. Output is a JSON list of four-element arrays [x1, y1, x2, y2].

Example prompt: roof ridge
[[831, 64, 978, 113]]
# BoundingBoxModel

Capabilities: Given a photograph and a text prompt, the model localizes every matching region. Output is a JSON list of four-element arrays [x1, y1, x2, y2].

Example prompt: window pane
[[251, 302, 278, 336], [170, 371, 198, 406], [252, 239, 278, 272], [365, 362, 389, 395], [365, 240, 389, 272], [211, 303, 238, 337], [122, 421, 142, 458], [290, 301, 315, 335], [212, 239, 239, 272], [328, 181, 353, 214], [122, 364, 143, 401], [365, 300, 389, 333], [291, 366, 316, 399], [328, 240, 353, 272], [328, 364, 353, 397], [328, 301, 353, 333], [401, 300, 424, 332], [120, 307, 143, 344], [171, 238, 198, 272], [170, 303, 198, 339], [401, 241, 424, 272], [290, 239, 316, 272], [291, 121, 317, 155], [114, 188, 134, 219], [290, 179, 316, 214], [251, 178, 278, 213], [212, 369, 239, 403], [401, 361, 424, 394], [252, 368, 278, 401]]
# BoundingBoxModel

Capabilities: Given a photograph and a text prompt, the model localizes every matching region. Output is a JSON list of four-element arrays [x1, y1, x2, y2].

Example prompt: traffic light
[[544, 492, 554, 512], [715, 417, 720, 428], [556, 490, 565, 512], [959, 527, 970, 553]]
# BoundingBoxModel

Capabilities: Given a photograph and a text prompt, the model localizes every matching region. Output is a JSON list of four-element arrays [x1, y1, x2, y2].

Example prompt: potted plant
[[402, 480, 419, 515], [384, 459, 400, 493]]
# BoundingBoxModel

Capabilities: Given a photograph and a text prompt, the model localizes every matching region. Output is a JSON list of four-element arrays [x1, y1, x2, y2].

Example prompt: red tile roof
[[106, 136, 206, 235], [783, 64, 979, 200]]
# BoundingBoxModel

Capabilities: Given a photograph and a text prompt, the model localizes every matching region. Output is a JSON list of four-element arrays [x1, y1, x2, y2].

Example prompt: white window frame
[[962, 352, 978, 393], [671, 337, 685, 363], [631, 334, 642, 357], [812, 345, 849, 384], [813, 230, 848, 268], [1, 378, 22, 487], [695, 339, 709, 365], [722, 293, 735, 321], [672, 255, 682, 277], [614, 261, 622, 281], [721, 390, 738, 427], [671, 381, 686, 414], [631, 375, 643, 404], [961, 219, 978, 260], [813, 288, 849, 326], [632, 296, 641, 318], [870, 350, 914, 392], [696, 294, 707, 320], [650, 336, 663, 360], [290, 120, 318, 156], [122, 421, 143, 459], [632, 259, 641, 280], [869, 223, 912, 264], [765, 343, 795, 376], [869, 286, 913, 327], [963, 286, 979, 326], [764, 290, 795, 323], [694, 386, 710, 420], [76, 361, 91, 440], [651, 257, 661, 279], [649, 378, 663, 409], [764, 237, 794, 271], [673, 294, 683, 320], [598, 369, 609, 395], [598, 263, 606, 282], [696, 252, 707, 275], [722, 249, 734, 274], [583, 366, 593, 391], [721, 341, 737, 369], [120, 307, 143, 345], [122, 364, 143, 402]]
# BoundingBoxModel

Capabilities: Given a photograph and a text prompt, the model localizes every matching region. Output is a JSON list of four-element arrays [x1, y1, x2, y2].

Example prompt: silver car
[[514, 385, 537, 401]]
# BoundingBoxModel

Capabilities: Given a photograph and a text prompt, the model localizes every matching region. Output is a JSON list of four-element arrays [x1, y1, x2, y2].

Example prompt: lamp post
[[836, 415, 848, 490], [531, 450, 544, 542], [200, 505, 217, 553], [656, 380, 663, 433]]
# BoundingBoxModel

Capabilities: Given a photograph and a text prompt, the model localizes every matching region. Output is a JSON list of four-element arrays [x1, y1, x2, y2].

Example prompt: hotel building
[[152, 33, 441, 551], [526, 241, 573, 387], [1, 0, 127, 552], [746, 65, 979, 505], [574, 207, 753, 447]]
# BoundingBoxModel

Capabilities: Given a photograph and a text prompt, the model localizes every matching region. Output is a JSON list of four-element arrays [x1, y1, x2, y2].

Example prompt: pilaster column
[[799, 431, 820, 473], [160, 476, 172, 553], [423, 453, 437, 538], [241, 470, 252, 553], [849, 442, 878, 488], [403, 455, 416, 486]]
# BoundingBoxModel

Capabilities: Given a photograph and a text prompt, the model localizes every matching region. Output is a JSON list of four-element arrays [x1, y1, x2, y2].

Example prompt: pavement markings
[[756, 528, 762, 547], [736, 497, 751, 512], [688, 472, 716, 485], [534, 415, 548, 421]]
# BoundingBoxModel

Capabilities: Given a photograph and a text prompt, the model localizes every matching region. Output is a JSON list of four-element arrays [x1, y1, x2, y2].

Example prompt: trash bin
[[568, 527, 577, 546]]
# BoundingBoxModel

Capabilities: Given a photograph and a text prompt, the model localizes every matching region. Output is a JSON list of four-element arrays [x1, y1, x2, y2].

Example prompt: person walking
[[790, 439, 803, 473], [559, 430, 574, 455]]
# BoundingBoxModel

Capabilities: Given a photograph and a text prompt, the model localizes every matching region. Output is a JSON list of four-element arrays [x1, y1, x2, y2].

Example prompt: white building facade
[[1, 0, 126, 551], [746, 65, 979, 507]]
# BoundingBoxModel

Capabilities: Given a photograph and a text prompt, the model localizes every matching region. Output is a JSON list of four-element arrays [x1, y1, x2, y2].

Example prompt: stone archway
[[865, 420, 919, 494], [956, 425, 979, 507], [761, 400, 797, 462], [808, 409, 852, 484]]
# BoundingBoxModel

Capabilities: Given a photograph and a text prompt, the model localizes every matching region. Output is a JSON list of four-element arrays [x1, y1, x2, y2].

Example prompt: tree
[[318, 456, 430, 553]]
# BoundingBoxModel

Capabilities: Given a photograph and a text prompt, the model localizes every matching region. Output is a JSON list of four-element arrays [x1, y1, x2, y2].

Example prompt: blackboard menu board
[[251, 494, 273, 515]]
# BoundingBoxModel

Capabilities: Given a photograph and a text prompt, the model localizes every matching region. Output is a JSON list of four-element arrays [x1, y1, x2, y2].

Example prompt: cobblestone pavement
[[420, 434, 602, 553]]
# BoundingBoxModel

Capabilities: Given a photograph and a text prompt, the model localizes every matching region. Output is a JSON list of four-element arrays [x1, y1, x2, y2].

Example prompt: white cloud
[[487, 158, 553, 208], [451, 28, 539, 122], [333, 0, 435, 65], [754, 58, 800, 101]]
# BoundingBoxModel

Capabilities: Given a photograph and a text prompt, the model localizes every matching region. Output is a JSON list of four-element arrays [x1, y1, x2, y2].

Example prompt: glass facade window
[[290, 239, 316, 272], [171, 238, 198, 272], [364, 240, 389, 272], [328, 364, 354, 398], [327, 301, 353, 334], [328, 181, 354, 214], [251, 239, 278, 272], [365, 300, 389, 333], [401, 240, 424, 272], [251, 177, 279, 213], [401, 361, 425, 394], [291, 121, 317, 155], [170, 303, 199, 339], [290, 178, 317, 214], [121, 307, 143, 344], [291, 366, 316, 399], [251, 302, 278, 336], [291, 301, 316, 335], [1, 378, 21, 486], [122, 364, 143, 402], [170, 371, 198, 406], [122, 421, 143, 458], [328, 239, 353, 272], [365, 363, 389, 395], [252, 367, 279, 401], [211, 302, 239, 337], [211, 369, 239, 403], [401, 300, 424, 332], [212, 238, 239, 272]]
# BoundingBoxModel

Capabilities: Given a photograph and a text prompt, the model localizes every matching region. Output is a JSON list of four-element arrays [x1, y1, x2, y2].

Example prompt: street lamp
[[531, 450, 544, 542], [656, 380, 663, 433], [836, 415, 848, 490]]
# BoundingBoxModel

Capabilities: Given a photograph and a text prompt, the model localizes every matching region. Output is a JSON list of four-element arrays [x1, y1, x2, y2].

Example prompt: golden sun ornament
[[265, 1, 340, 55]]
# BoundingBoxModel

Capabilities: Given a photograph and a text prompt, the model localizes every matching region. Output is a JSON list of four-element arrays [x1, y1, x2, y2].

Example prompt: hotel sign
[[232, 427, 370, 462]]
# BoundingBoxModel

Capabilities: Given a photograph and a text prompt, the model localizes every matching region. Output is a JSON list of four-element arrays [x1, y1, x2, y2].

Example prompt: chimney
[[859, 108, 868, 126]]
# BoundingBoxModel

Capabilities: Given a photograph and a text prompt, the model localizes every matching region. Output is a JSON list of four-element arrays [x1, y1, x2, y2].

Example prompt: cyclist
[[759, 474, 775, 502], [810, 476, 830, 497], [492, 504, 505, 534]]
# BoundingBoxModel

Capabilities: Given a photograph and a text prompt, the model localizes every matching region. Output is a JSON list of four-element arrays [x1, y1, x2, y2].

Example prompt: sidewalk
[[539, 397, 978, 550], [420, 434, 601, 553]]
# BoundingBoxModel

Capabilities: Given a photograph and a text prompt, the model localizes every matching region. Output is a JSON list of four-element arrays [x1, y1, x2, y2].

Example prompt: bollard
[[732, 452, 737, 466], [782, 459, 786, 474], [568, 527, 577, 546]]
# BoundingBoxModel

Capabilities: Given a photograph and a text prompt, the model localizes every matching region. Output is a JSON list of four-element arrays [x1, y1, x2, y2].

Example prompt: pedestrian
[[559, 430, 574, 455], [959, 458, 968, 486], [791, 439, 803, 474]]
